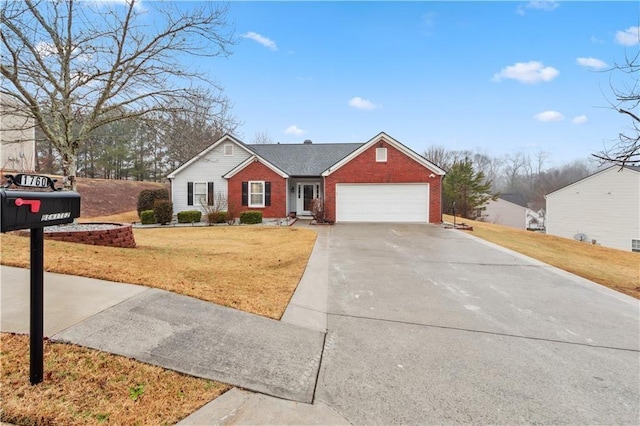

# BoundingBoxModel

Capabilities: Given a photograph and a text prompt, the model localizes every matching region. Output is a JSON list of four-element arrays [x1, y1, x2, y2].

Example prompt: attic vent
[[303, 139, 312, 144]]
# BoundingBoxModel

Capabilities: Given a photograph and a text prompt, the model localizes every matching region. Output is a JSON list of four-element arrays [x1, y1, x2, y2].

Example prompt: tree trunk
[[61, 149, 77, 191]]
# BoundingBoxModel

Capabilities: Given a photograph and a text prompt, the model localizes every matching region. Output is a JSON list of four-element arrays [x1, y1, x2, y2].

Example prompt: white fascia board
[[544, 166, 620, 198], [166, 134, 254, 179], [223, 155, 289, 179], [322, 132, 447, 177]]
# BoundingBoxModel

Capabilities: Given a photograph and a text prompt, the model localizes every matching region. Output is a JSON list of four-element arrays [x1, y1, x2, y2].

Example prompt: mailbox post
[[1, 174, 80, 384]]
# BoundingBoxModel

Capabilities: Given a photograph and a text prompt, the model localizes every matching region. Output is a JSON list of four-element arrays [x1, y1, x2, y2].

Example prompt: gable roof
[[222, 154, 289, 179], [249, 143, 363, 176], [166, 134, 253, 179], [321, 132, 446, 177], [545, 165, 640, 198]]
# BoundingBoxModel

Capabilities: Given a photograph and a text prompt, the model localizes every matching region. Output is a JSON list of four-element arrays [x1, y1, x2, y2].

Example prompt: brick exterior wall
[[324, 140, 443, 223], [16, 223, 136, 248], [228, 160, 287, 219]]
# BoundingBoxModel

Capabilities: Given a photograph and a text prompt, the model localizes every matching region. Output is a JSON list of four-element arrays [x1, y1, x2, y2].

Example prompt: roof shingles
[[248, 143, 363, 176]]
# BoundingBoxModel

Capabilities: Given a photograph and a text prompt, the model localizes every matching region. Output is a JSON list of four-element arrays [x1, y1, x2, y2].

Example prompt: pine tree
[[443, 159, 497, 219]]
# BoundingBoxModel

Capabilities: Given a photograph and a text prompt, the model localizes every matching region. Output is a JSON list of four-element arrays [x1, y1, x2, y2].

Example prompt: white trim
[[167, 134, 253, 178], [376, 147, 387, 162], [223, 155, 289, 179], [296, 181, 321, 215], [249, 180, 265, 208], [322, 132, 446, 177], [545, 166, 640, 198], [193, 181, 208, 206]]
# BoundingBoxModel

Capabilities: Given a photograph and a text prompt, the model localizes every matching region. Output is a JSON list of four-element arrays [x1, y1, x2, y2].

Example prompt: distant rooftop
[[499, 193, 528, 208]]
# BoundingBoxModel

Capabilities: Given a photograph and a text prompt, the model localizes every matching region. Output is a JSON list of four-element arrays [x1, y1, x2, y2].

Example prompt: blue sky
[[196, 1, 638, 167]]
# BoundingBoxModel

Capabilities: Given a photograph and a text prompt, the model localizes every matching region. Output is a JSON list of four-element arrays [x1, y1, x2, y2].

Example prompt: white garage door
[[336, 183, 429, 222]]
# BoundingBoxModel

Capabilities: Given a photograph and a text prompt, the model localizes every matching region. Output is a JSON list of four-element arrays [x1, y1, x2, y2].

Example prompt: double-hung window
[[194, 182, 208, 206], [632, 239, 640, 253], [249, 181, 265, 207]]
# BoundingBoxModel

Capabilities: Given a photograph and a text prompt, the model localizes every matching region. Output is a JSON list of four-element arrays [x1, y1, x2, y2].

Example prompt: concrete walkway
[[0, 222, 346, 422]]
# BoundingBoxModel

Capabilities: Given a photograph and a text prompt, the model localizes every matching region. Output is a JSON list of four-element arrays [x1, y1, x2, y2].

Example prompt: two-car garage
[[335, 183, 430, 223]]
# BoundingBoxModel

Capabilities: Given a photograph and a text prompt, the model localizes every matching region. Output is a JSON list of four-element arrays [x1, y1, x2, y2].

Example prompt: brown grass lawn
[[1, 216, 316, 425], [1, 225, 317, 320], [1, 333, 229, 426], [444, 214, 640, 299]]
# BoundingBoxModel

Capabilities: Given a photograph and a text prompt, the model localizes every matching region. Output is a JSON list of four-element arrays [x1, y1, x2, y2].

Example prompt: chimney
[[303, 139, 312, 144]]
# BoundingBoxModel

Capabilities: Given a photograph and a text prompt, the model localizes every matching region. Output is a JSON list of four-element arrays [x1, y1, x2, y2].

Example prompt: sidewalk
[[0, 223, 349, 423]]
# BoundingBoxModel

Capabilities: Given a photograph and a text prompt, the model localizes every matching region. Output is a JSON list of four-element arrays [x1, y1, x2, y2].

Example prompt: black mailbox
[[0, 189, 81, 233]]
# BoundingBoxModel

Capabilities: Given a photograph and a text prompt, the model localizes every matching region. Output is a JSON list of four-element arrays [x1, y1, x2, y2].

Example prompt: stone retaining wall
[[17, 223, 136, 248]]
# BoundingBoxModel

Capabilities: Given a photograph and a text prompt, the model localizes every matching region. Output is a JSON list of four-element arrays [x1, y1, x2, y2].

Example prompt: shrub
[[140, 210, 155, 225], [152, 188, 169, 201], [239, 211, 262, 224], [177, 210, 202, 223], [137, 190, 155, 216], [206, 211, 228, 225], [137, 188, 169, 217], [153, 200, 173, 225]]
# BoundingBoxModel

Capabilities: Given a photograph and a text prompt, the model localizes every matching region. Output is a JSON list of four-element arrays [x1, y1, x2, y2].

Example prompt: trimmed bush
[[153, 200, 173, 225], [140, 210, 155, 225], [239, 211, 262, 224], [137, 188, 169, 217], [152, 188, 169, 201], [177, 210, 202, 223], [206, 211, 228, 225], [137, 190, 155, 216]]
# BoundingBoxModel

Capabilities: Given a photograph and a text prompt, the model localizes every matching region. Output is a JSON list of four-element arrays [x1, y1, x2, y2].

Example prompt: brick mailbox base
[[16, 223, 136, 248]]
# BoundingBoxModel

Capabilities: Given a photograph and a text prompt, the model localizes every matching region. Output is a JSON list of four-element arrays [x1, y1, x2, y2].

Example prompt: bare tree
[[594, 47, 640, 166], [252, 130, 275, 144], [1, 0, 235, 190], [424, 145, 455, 170]]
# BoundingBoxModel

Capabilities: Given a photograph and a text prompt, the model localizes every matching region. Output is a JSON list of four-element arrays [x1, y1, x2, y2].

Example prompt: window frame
[[193, 181, 208, 206], [248, 180, 265, 208], [224, 143, 233, 156], [376, 147, 388, 162]]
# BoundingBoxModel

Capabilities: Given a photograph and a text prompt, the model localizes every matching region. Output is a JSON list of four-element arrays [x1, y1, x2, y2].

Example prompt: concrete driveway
[[315, 224, 639, 424]]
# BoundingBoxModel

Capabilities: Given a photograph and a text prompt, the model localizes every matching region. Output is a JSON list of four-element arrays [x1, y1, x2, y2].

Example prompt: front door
[[297, 182, 320, 215]]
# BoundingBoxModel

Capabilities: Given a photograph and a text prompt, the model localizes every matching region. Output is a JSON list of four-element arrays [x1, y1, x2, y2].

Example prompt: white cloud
[[590, 36, 605, 45], [492, 61, 559, 84], [534, 110, 564, 122], [284, 125, 305, 136], [242, 32, 278, 51], [576, 57, 608, 70], [517, 1, 559, 15], [348, 96, 380, 110], [572, 115, 588, 125], [615, 26, 640, 46], [35, 41, 56, 56]]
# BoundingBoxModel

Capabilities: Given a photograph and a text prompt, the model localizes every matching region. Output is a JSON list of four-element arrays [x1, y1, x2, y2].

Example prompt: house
[[0, 95, 35, 172], [167, 132, 446, 223], [545, 166, 640, 252], [480, 193, 544, 230], [480, 193, 529, 230]]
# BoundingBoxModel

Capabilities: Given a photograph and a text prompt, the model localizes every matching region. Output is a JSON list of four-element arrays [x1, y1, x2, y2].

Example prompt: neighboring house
[[167, 132, 446, 223], [0, 95, 36, 172], [545, 166, 640, 252], [480, 193, 528, 229]]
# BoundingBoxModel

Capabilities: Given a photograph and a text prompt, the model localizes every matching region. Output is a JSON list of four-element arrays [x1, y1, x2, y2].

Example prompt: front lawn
[[0, 225, 317, 319], [0, 221, 316, 425]]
